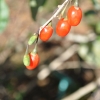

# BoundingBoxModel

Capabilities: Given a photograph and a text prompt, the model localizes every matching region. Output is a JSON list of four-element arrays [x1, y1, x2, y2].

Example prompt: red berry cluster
[[40, 1, 82, 40], [23, 0, 82, 70]]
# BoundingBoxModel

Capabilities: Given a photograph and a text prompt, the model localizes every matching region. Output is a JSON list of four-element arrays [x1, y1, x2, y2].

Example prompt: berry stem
[[60, 3, 69, 18], [25, 44, 29, 55], [74, 0, 79, 7], [33, 32, 38, 54], [32, 44, 37, 54], [47, 21, 52, 27]]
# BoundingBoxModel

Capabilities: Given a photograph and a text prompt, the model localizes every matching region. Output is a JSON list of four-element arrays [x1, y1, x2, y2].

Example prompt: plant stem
[[32, 43, 37, 54], [60, 3, 68, 18], [39, 0, 70, 34], [25, 44, 29, 55], [74, 0, 79, 7]]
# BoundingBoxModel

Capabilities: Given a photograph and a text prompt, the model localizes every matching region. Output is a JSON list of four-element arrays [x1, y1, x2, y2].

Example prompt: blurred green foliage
[[78, 0, 100, 67], [0, 0, 9, 33], [92, 0, 100, 10], [29, 0, 46, 20], [78, 39, 100, 67], [84, 0, 100, 34], [29, 0, 62, 20]]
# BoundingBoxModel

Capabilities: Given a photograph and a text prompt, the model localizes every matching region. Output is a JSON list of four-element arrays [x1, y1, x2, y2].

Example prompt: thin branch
[[56, 61, 98, 70], [37, 44, 79, 80], [66, 32, 96, 43], [49, 44, 79, 70], [62, 77, 100, 100], [39, 0, 70, 34]]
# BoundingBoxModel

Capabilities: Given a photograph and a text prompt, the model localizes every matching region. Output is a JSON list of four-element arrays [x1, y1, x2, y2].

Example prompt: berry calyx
[[56, 18, 71, 37], [39, 25, 53, 41]]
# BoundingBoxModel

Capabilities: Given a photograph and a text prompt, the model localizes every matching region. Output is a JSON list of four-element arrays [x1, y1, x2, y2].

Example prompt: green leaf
[[30, 0, 46, 20], [28, 34, 37, 45], [0, 0, 9, 33], [23, 54, 30, 66]]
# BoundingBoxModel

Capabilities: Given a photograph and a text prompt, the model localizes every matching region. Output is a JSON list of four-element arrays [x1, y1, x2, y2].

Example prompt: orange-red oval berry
[[67, 6, 82, 26], [39, 26, 53, 41], [56, 18, 71, 37]]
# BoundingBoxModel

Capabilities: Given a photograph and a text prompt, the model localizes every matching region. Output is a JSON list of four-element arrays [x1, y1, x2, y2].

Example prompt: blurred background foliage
[[0, 0, 9, 33], [0, 0, 100, 100]]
